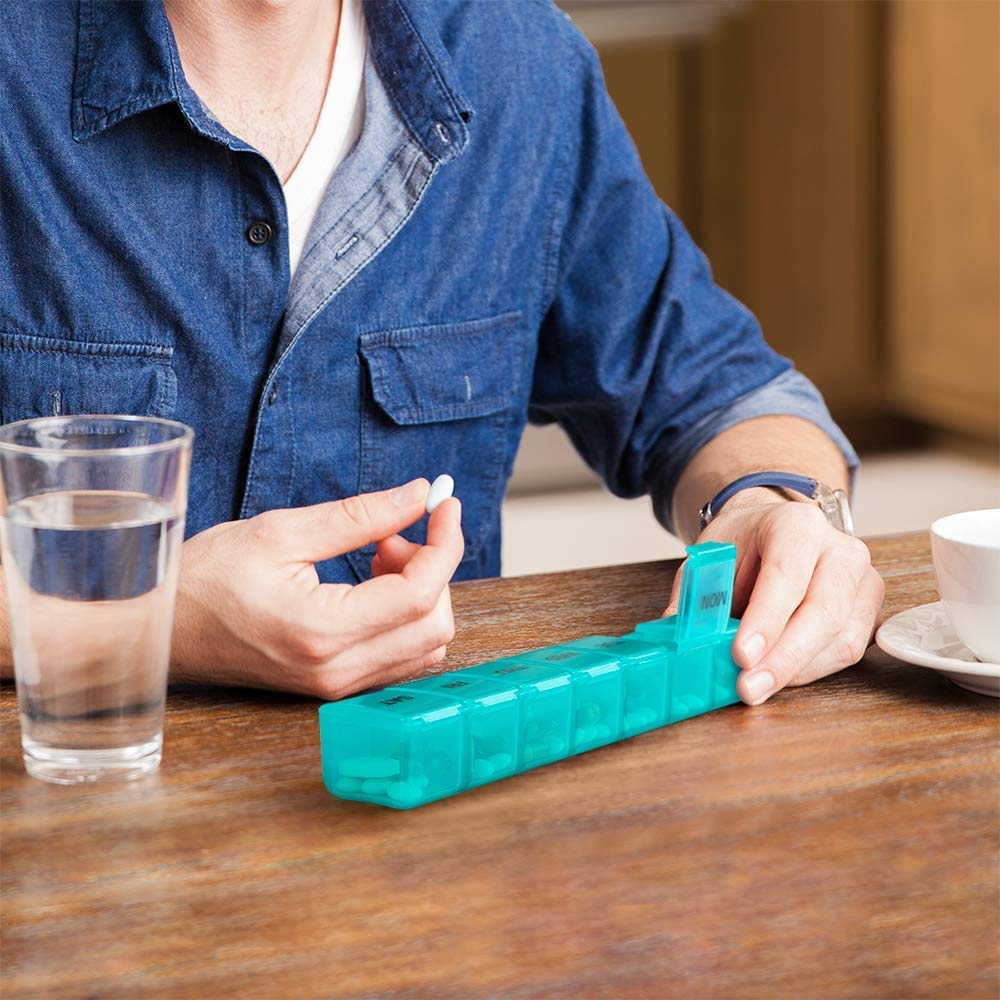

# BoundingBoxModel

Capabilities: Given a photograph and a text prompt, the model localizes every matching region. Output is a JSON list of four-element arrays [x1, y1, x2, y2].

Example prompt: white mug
[[930, 508, 1000, 663]]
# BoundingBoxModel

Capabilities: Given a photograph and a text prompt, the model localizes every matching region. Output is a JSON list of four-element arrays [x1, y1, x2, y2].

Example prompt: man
[[0, 0, 883, 704]]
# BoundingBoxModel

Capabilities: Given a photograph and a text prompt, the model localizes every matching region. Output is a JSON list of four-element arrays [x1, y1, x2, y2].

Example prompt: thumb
[[263, 479, 431, 563], [663, 560, 685, 617]]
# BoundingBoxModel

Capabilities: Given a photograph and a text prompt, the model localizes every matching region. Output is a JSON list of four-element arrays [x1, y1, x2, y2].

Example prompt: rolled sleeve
[[529, 21, 858, 539], [646, 368, 860, 535]]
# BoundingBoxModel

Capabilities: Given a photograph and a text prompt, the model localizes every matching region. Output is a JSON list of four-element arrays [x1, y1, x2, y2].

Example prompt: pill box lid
[[518, 645, 621, 678], [564, 635, 667, 663], [319, 686, 463, 726], [459, 658, 573, 693], [675, 541, 737, 649], [407, 672, 518, 708]]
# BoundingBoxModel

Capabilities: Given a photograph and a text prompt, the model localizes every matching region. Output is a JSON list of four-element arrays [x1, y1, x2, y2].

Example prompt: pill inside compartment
[[408, 673, 519, 786], [459, 660, 574, 770], [318, 687, 466, 809], [518, 645, 623, 753], [565, 636, 669, 736], [632, 616, 740, 721]]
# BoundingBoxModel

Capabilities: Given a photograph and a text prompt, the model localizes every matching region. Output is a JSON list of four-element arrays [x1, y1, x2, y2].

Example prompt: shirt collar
[[363, 0, 474, 164], [71, 0, 181, 142], [72, 0, 474, 164]]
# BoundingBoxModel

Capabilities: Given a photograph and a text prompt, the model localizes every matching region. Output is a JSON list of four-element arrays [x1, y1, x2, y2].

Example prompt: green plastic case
[[319, 541, 742, 809]]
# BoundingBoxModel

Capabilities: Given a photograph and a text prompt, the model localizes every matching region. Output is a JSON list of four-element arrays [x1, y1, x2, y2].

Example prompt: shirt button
[[267, 385, 279, 405], [246, 221, 273, 246]]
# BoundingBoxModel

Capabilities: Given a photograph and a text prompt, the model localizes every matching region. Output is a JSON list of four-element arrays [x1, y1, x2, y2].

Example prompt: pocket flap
[[0, 331, 176, 423], [358, 311, 522, 425]]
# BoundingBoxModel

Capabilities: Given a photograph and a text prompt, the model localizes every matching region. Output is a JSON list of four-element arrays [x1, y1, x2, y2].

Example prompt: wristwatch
[[699, 471, 855, 535]]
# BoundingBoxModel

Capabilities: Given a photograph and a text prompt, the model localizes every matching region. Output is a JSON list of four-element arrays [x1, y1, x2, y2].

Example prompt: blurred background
[[502, 0, 1000, 574]]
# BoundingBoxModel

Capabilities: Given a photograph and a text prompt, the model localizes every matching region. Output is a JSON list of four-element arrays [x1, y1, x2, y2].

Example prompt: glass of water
[[0, 416, 193, 784]]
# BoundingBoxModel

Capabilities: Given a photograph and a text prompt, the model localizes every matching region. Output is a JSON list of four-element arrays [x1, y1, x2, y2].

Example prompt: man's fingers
[[315, 586, 455, 699], [730, 548, 762, 618], [324, 646, 449, 702], [372, 534, 420, 577], [785, 568, 886, 688], [738, 538, 874, 705], [399, 497, 464, 592], [252, 478, 431, 563], [732, 507, 825, 671], [330, 498, 464, 637]]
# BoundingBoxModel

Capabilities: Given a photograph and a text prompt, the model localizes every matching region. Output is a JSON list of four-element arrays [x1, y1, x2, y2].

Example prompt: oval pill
[[388, 781, 422, 804], [488, 753, 513, 770], [625, 708, 656, 730], [338, 756, 400, 779], [425, 474, 455, 513], [472, 758, 495, 780], [361, 778, 392, 794]]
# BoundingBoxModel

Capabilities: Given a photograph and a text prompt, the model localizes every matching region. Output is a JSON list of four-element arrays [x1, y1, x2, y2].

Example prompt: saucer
[[876, 601, 1000, 697]]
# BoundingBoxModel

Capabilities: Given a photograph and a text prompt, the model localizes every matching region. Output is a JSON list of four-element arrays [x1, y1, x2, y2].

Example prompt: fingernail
[[742, 632, 766, 667], [743, 669, 775, 705], [389, 478, 429, 508]]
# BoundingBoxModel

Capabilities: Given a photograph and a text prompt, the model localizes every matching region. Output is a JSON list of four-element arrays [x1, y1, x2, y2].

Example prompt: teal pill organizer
[[319, 541, 742, 809]]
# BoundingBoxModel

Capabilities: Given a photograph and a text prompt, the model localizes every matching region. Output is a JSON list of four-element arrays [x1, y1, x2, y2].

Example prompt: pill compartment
[[319, 688, 465, 809], [409, 673, 519, 785], [519, 645, 624, 752], [459, 660, 574, 770], [709, 619, 741, 710], [662, 641, 715, 721], [564, 636, 669, 736], [630, 616, 717, 721]]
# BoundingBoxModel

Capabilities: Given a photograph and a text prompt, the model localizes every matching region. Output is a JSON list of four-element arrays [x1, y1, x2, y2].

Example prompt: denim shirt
[[0, 0, 857, 583]]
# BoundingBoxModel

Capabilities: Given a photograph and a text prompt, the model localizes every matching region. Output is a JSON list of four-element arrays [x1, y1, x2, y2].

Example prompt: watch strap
[[700, 471, 818, 530]]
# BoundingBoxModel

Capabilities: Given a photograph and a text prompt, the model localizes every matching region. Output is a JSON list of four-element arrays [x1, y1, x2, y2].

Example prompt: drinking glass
[[0, 416, 193, 783]]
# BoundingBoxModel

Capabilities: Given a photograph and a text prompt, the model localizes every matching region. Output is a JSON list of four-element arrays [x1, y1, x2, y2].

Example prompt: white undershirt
[[283, 0, 366, 279]]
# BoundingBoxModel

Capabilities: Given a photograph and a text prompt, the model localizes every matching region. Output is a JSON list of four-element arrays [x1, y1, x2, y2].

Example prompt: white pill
[[425, 474, 455, 513]]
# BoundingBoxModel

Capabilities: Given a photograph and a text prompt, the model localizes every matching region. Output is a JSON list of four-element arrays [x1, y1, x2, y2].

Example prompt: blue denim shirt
[[0, 0, 856, 583]]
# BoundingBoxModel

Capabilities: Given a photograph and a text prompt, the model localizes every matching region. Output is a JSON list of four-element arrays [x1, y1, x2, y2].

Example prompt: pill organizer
[[319, 541, 742, 809]]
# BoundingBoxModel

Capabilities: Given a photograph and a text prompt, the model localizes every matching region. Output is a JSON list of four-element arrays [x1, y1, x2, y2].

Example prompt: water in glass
[[1, 489, 183, 782]]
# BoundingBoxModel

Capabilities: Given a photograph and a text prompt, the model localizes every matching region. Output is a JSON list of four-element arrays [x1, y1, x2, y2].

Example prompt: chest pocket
[[349, 311, 524, 582], [0, 332, 176, 425]]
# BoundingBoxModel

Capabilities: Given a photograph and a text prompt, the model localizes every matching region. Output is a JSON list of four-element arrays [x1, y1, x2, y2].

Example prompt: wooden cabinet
[[602, 3, 884, 426], [886, 0, 1000, 442], [597, 0, 999, 447], [697, 2, 884, 423]]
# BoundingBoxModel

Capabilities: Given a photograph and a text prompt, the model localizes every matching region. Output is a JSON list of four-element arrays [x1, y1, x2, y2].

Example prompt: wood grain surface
[[2, 532, 997, 999]]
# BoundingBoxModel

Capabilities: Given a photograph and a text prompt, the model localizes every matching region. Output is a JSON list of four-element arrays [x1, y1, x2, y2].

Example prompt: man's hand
[[665, 488, 884, 706], [171, 479, 464, 699]]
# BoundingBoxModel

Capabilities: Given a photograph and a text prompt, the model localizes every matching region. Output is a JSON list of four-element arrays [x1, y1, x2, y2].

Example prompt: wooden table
[[2, 531, 997, 998]]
